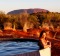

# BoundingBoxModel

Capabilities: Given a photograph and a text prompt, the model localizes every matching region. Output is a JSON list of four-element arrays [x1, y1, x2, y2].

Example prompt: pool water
[[0, 41, 39, 56]]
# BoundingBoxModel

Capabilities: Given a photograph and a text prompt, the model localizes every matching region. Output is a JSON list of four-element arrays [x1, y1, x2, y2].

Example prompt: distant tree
[[28, 15, 40, 28], [18, 12, 29, 27], [17, 12, 29, 31], [0, 11, 6, 29]]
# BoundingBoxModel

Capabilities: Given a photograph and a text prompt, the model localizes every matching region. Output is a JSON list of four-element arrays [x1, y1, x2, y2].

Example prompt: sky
[[0, 0, 60, 13]]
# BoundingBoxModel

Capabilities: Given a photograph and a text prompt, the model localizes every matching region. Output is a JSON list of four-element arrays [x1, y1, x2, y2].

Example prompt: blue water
[[0, 41, 39, 56]]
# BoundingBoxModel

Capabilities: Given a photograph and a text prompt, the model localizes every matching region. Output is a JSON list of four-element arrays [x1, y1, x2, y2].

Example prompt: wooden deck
[[12, 47, 51, 56], [13, 51, 40, 56]]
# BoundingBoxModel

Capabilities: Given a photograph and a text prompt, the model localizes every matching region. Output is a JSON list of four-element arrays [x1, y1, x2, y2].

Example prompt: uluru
[[7, 8, 49, 14]]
